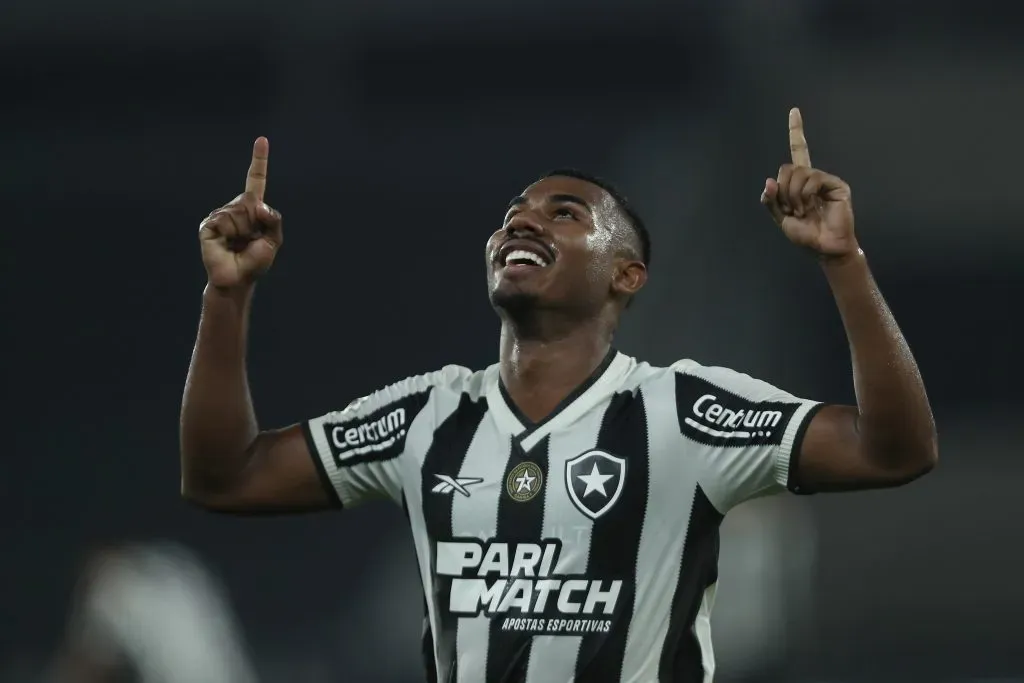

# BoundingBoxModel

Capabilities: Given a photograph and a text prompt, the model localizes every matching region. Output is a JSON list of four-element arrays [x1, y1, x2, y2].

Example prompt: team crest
[[565, 450, 626, 520], [506, 461, 543, 502]]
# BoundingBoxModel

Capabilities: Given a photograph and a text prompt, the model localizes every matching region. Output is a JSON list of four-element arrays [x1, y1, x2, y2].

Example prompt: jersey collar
[[486, 349, 634, 451]]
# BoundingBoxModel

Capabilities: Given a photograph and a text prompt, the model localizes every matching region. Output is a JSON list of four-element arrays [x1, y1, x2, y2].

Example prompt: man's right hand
[[199, 137, 283, 290]]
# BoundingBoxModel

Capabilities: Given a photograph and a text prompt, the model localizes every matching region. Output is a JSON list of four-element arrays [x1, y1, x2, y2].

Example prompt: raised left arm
[[762, 108, 937, 493], [799, 250, 937, 491]]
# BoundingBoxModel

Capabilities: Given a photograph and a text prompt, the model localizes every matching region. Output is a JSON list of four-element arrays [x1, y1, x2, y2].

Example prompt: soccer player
[[181, 108, 937, 683]]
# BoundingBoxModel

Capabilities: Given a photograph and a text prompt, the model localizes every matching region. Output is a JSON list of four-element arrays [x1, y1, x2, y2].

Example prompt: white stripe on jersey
[[397, 381, 470, 681], [621, 370, 700, 682], [452, 409, 513, 683], [523, 404, 610, 683]]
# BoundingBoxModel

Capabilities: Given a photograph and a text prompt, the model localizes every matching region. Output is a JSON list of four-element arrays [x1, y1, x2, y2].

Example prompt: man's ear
[[612, 259, 647, 299]]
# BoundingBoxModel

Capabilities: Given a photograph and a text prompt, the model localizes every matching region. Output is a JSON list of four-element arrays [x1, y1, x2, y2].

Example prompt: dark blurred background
[[5, 1, 1023, 681]]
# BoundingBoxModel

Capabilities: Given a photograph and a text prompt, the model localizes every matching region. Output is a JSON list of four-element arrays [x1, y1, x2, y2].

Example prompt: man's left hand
[[761, 108, 859, 258]]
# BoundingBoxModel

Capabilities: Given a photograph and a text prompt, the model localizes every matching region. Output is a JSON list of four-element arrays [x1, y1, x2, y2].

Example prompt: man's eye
[[553, 208, 576, 219]]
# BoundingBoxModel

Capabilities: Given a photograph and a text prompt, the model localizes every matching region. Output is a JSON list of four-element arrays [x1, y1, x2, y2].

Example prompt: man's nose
[[504, 214, 545, 238]]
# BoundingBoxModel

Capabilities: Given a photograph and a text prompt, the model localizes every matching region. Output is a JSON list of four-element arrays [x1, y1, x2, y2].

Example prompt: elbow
[[181, 486, 207, 508], [180, 477, 215, 509], [179, 443, 210, 507], [875, 435, 939, 486], [903, 447, 937, 483], [920, 432, 939, 471], [906, 423, 939, 478], [179, 439, 261, 513], [179, 454, 206, 506], [915, 438, 939, 478], [859, 410, 938, 483], [179, 462, 234, 513], [180, 481, 238, 513]]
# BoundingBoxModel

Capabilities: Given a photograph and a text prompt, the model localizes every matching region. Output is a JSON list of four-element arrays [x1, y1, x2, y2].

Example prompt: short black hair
[[539, 168, 651, 267]]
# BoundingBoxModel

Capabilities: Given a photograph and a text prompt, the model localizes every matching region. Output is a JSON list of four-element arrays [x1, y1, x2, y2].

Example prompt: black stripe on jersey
[[573, 389, 651, 683], [658, 485, 724, 683], [500, 347, 617, 440], [420, 393, 489, 683], [422, 606, 437, 683], [486, 436, 550, 683], [302, 423, 342, 507], [785, 402, 825, 494], [320, 388, 433, 469]]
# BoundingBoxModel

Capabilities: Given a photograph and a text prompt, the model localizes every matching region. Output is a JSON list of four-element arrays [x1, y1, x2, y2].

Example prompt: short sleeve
[[303, 365, 470, 508], [672, 360, 824, 512]]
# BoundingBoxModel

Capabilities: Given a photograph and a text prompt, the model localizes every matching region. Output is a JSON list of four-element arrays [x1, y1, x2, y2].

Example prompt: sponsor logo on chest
[[436, 539, 619, 635]]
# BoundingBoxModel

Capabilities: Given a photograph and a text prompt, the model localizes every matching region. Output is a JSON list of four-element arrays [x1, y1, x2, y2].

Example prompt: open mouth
[[498, 240, 554, 269]]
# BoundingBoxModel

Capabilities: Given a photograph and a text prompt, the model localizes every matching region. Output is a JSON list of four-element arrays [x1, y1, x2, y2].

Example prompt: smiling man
[[180, 109, 937, 683]]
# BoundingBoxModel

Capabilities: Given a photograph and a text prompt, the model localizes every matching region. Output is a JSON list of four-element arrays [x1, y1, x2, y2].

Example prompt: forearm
[[180, 285, 260, 495], [823, 249, 937, 468]]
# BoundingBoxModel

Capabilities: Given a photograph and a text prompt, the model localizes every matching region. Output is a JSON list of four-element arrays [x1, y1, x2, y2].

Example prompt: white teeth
[[504, 249, 548, 267]]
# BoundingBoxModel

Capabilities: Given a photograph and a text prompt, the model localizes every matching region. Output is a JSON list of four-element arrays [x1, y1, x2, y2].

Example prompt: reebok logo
[[432, 474, 484, 497], [675, 374, 798, 447]]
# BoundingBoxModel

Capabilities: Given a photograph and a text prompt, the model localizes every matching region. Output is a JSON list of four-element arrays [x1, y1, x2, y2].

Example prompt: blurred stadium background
[[4, 0, 1023, 681]]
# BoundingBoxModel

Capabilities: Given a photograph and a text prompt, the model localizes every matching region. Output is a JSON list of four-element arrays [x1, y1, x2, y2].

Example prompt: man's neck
[[498, 316, 614, 424]]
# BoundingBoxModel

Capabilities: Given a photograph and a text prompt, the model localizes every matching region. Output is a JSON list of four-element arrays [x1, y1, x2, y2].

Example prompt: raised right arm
[[180, 285, 331, 513], [180, 137, 328, 514]]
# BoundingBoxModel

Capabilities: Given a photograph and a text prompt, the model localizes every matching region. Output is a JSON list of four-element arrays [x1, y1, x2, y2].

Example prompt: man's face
[[486, 176, 639, 314]]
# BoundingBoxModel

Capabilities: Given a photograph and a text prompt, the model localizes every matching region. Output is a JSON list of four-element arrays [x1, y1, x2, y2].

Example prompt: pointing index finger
[[245, 136, 269, 200], [788, 108, 812, 168]]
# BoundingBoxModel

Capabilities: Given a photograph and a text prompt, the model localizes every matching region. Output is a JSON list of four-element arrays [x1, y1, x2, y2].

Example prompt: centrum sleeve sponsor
[[674, 374, 799, 448], [329, 406, 408, 459], [304, 368, 471, 508], [321, 390, 432, 468], [671, 361, 822, 511]]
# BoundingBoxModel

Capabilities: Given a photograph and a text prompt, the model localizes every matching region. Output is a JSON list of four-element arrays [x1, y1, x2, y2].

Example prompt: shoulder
[[619, 357, 761, 393], [395, 364, 479, 395], [309, 365, 482, 464], [307, 366, 481, 442], [667, 358, 792, 400], [625, 356, 808, 423], [336, 365, 478, 415]]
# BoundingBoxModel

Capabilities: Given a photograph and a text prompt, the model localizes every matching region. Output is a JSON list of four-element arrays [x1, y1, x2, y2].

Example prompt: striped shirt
[[303, 349, 821, 683]]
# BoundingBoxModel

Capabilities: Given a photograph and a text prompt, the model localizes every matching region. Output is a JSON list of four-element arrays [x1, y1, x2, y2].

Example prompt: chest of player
[[417, 392, 699, 568]]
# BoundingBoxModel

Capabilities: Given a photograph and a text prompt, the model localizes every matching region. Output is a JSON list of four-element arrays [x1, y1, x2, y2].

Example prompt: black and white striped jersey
[[303, 349, 822, 683]]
